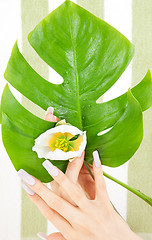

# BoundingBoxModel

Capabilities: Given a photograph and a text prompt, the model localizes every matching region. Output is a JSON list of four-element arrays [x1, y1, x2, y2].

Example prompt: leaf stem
[[84, 161, 152, 207], [103, 171, 152, 207], [84, 161, 94, 180]]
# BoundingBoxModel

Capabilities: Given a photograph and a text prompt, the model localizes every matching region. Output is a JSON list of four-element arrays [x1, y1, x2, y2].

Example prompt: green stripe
[[127, 0, 152, 233], [21, 0, 48, 238]]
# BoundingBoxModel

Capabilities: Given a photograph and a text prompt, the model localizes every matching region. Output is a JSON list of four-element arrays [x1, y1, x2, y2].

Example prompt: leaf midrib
[[68, 9, 83, 130]]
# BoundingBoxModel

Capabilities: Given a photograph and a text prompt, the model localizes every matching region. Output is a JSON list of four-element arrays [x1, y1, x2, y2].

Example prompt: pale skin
[[18, 111, 142, 240]]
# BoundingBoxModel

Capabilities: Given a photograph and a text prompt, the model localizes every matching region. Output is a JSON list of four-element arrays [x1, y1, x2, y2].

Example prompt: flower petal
[[32, 144, 51, 159], [32, 124, 87, 161]]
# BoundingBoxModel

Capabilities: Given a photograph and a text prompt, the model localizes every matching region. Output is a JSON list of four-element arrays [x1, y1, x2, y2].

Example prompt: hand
[[45, 108, 95, 204], [18, 151, 142, 240]]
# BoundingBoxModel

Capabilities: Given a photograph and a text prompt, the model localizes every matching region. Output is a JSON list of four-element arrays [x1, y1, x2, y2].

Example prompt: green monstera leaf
[[1, 0, 152, 183]]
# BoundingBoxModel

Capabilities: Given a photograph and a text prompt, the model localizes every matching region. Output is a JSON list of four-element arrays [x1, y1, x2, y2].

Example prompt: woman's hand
[[18, 150, 142, 240]]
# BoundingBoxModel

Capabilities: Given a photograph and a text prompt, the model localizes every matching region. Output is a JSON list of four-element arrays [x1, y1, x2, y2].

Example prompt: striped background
[[0, 0, 152, 239]]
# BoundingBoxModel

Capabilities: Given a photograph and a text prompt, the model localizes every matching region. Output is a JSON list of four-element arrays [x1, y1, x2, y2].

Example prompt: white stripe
[[47, 1, 77, 234], [103, 0, 132, 220], [103, 0, 132, 102], [138, 233, 152, 240], [0, 1, 22, 240], [48, 0, 77, 11], [48, 0, 77, 85], [0, 0, 21, 103], [48, 0, 64, 84], [48, 0, 64, 12]]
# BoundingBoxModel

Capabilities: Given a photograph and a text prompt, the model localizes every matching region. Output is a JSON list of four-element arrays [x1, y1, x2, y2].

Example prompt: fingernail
[[46, 107, 54, 114], [22, 182, 35, 196], [17, 169, 36, 186], [42, 160, 59, 177], [93, 150, 101, 168], [37, 232, 47, 240]]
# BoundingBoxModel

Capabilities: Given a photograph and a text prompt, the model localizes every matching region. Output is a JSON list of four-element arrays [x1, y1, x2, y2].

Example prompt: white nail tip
[[17, 169, 35, 186], [46, 107, 54, 114], [93, 150, 101, 168], [42, 160, 59, 177], [37, 232, 47, 240], [22, 182, 35, 196]]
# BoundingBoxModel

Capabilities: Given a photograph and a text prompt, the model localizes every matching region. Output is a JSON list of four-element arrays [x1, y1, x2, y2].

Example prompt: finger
[[50, 180, 59, 193], [37, 232, 48, 240], [51, 152, 84, 205], [37, 232, 66, 240], [65, 151, 84, 182], [37, 232, 65, 240], [45, 107, 59, 122], [47, 232, 65, 240], [42, 160, 88, 209], [22, 183, 72, 237], [50, 177, 77, 206], [92, 151, 110, 202], [78, 164, 95, 200], [18, 170, 78, 223]]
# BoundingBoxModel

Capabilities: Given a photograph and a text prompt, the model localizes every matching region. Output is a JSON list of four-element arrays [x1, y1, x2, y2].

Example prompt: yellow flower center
[[54, 138, 69, 152], [48, 132, 83, 152]]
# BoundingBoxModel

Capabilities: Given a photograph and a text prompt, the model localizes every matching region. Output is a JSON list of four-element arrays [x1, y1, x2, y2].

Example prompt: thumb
[[37, 232, 65, 240], [65, 151, 85, 183], [45, 107, 59, 122]]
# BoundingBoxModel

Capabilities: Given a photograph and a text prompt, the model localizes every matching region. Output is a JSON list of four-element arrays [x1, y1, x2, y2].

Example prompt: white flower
[[32, 122, 87, 161]]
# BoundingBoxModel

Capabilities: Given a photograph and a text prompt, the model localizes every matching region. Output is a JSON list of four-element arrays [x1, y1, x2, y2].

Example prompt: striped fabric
[[0, 0, 152, 239]]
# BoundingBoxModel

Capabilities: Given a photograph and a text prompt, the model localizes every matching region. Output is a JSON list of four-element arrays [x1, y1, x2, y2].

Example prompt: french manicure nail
[[17, 169, 36, 186], [22, 182, 35, 196], [46, 106, 54, 114], [93, 150, 101, 168], [37, 232, 47, 240], [42, 160, 59, 177]]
